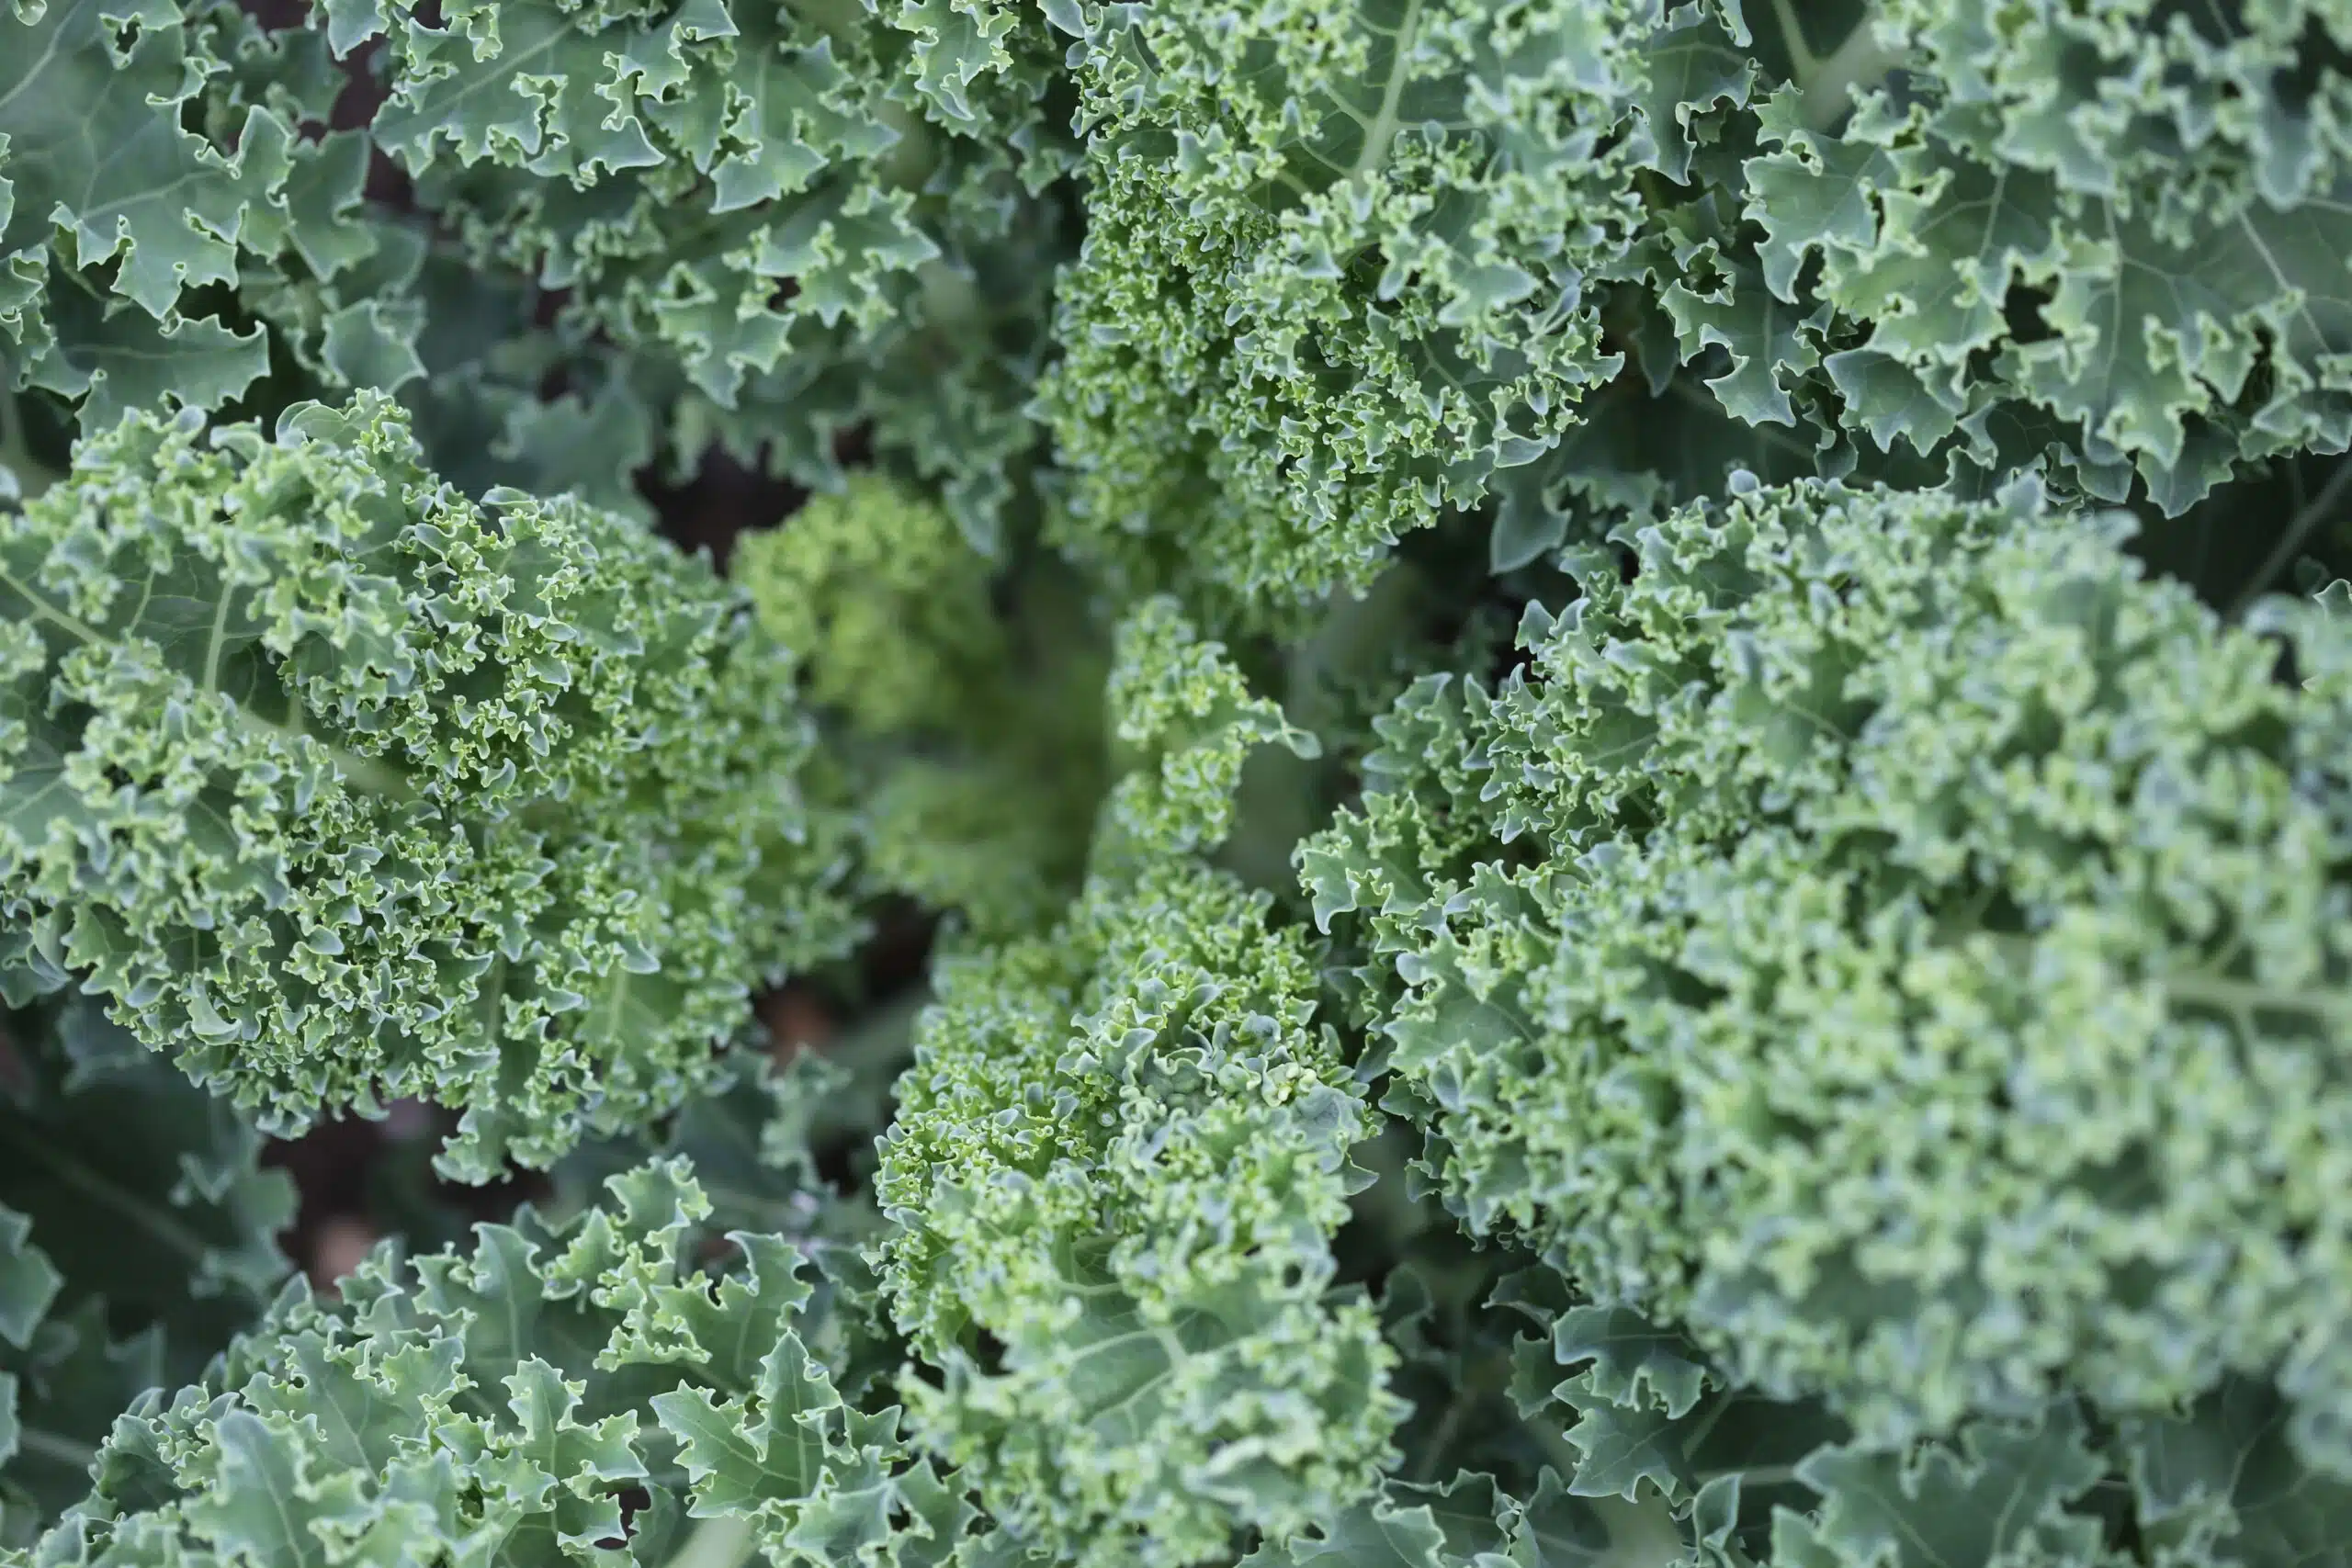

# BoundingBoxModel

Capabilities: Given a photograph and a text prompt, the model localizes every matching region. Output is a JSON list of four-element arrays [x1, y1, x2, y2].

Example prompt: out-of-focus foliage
[[738, 476, 1104, 937], [0, 998, 294, 1546], [739, 477, 1013, 742]]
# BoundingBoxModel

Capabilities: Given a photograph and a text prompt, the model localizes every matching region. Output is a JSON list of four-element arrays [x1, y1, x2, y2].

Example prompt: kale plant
[[1, 3, 2348, 1567]]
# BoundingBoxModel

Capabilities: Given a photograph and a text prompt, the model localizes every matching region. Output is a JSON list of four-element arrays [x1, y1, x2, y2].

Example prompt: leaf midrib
[[0, 561, 420, 803]]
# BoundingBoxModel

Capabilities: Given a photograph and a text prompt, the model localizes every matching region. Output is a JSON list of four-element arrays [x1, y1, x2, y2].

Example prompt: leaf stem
[[1406, 1348, 1511, 1483], [6, 1124, 243, 1286], [1769, 0, 1905, 131], [661, 1517, 755, 1568], [2228, 456, 2352, 619], [9, 1424, 99, 1472], [0, 561, 422, 804], [226, 704, 423, 804]]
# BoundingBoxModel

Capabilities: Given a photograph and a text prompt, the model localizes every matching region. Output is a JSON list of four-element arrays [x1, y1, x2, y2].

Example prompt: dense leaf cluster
[[0, 397, 853, 1177], [3, 3, 2351, 1568], [1308, 474, 2352, 1456]]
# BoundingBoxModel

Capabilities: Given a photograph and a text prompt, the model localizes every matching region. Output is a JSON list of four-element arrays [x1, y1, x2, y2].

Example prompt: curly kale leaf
[[1030, 0, 2352, 622], [4, 1159, 1007, 1568], [1306, 476, 2352, 1471], [1682, 3, 2352, 515], [1871, 0, 2352, 215], [0, 395, 856, 1180], [1035, 0, 1693, 625], [873, 855, 1400, 1567], [1096, 597, 1320, 867], [0, 0, 422, 437], [318, 0, 1075, 547], [1263, 1285, 2349, 1568]]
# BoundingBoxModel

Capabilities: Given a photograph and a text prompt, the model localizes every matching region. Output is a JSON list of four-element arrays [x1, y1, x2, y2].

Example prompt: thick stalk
[[661, 1517, 756, 1568], [2228, 456, 2352, 619], [1768, 0, 1906, 131]]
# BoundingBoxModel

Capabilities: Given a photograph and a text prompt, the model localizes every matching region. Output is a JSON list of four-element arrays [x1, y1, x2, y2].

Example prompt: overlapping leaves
[[874, 859, 1399, 1568], [0, 0, 420, 435], [316, 0, 1077, 545], [6, 1160, 998, 1568], [1035, 0, 1668, 623], [6, 7, 2352, 1568], [1683, 3, 2352, 515], [0, 996, 294, 1546], [872, 606, 1396, 1565]]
